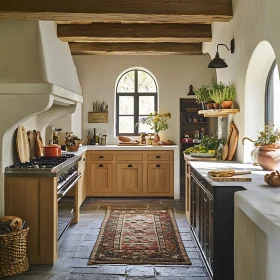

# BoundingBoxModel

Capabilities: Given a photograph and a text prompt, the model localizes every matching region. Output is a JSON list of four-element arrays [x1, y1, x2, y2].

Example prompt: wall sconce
[[208, 39, 235, 68]]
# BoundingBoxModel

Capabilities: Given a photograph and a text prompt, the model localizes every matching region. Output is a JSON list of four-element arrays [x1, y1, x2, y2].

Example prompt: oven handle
[[57, 174, 81, 201]]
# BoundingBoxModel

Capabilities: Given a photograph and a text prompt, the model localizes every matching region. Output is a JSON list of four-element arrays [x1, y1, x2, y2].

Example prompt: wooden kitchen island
[[83, 145, 180, 199]]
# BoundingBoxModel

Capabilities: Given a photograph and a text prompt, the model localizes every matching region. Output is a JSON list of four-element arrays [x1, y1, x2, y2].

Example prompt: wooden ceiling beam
[[69, 42, 203, 55], [57, 23, 212, 43], [0, 0, 232, 24]]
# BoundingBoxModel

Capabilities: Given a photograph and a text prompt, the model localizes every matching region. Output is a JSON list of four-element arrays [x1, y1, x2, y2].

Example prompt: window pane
[[138, 116, 154, 134], [139, 96, 155, 115], [138, 71, 157, 92], [119, 116, 134, 133], [119, 96, 134, 115], [117, 70, 135, 93]]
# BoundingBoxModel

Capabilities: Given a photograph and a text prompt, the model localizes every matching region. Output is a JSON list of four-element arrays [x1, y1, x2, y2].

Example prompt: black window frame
[[265, 60, 277, 124], [116, 69, 158, 136]]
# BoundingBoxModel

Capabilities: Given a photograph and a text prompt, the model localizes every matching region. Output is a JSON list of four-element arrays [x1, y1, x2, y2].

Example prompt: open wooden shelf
[[198, 109, 240, 117]]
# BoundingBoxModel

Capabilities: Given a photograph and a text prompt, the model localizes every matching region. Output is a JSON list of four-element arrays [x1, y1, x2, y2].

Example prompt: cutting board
[[227, 122, 239, 160], [27, 130, 36, 160], [35, 131, 44, 157], [16, 125, 30, 163], [208, 170, 252, 182], [118, 143, 146, 146]]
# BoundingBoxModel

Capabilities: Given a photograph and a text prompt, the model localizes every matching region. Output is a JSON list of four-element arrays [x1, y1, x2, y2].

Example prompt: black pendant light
[[208, 39, 235, 68]]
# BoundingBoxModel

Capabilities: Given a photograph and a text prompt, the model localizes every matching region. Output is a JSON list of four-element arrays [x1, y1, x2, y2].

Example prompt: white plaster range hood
[[0, 20, 83, 216]]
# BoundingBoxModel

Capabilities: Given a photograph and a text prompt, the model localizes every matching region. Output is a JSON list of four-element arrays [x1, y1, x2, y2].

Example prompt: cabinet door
[[78, 165, 86, 207], [116, 163, 143, 193], [88, 163, 112, 195], [147, 163, 170, 193]]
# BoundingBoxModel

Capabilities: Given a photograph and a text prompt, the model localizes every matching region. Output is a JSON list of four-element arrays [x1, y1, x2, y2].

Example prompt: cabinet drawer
[[147, 153, 170, 161], [116, 154, 143, 161], [89, 153, 113, 161]]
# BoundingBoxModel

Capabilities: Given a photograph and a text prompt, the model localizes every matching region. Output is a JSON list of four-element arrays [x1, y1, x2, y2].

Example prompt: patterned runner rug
[[88, 208, 191, 265]]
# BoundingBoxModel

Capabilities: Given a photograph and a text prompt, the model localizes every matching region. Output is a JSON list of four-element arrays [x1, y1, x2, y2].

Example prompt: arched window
[[265, 60, 280, 127], [116, 69, 158, 136]]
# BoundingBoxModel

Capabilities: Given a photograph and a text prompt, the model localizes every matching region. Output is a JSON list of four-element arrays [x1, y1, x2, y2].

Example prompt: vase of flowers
[[255, 123, 280, 170], [139, 112, 171, 143]]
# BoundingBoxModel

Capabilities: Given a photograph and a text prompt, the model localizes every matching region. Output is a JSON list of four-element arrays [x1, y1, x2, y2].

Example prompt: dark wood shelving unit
[[180, 98, 209, 175]]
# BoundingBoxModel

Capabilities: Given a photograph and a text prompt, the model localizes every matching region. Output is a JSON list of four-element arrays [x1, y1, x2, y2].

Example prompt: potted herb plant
[[209, 89, 223, 109], [194, 85, 212, 109], [220, 83, 236, 109], [254, 123, 280, 170]]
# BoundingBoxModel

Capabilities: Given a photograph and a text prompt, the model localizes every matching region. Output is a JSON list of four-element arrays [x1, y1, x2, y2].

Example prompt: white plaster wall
[[203, 0, 280, 162], [38, 21, 82, 95], [0, 21, 46, 83], [73, 55, 216, 145]]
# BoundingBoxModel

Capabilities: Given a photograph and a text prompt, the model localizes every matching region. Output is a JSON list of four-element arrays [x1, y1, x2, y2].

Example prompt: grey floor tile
[[155, 266, 207, 277], [71, 265, 126, 275], [126, 265, 155, 277], [69, 275, 126, 280]]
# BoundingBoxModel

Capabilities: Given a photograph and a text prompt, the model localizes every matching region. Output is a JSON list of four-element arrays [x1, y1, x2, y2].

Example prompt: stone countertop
[[189, 160, 280, 239]]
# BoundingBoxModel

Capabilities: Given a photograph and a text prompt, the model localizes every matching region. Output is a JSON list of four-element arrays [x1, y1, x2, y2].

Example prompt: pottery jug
[[256, 146, 280, 170]]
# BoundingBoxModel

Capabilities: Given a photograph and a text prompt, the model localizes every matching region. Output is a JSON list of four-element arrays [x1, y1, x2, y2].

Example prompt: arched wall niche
[[244, 40, 278, 162]]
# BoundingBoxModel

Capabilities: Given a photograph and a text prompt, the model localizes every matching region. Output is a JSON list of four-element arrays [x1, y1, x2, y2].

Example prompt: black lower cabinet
[[190, 167, 245, 280]]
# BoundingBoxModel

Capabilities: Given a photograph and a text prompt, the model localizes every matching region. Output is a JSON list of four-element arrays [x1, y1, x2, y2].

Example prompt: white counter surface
[[189, 161, 280, 240], [66, 145, 180, 199]]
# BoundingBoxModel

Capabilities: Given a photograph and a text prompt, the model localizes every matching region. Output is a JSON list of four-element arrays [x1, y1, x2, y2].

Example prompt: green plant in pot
[[220, 83, 236, 109], [209, 89, 223, 109], [194, 85, 212, 110], [209, 78, 225, 109]]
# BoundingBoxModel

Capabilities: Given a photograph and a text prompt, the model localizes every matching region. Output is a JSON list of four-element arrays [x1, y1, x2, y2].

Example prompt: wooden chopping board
[[27, 130, 36, 160], [16, 125, 30, 163], [227, 122, 239, 160], [222, 122, 233, 160], [35, 131, 44, 157], [208, 170, 252, 182], [118, 143, 146, 146]]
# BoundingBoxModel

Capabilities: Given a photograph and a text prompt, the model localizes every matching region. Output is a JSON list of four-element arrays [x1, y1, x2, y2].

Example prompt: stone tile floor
[[6, 197, 210, 280]]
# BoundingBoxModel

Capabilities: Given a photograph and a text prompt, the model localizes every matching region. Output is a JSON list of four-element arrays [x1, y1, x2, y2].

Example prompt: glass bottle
[[92, 128, 96, 145]]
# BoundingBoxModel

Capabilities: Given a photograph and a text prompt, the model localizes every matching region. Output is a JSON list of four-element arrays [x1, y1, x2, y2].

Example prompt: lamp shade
[[208, 52, 228, 68]]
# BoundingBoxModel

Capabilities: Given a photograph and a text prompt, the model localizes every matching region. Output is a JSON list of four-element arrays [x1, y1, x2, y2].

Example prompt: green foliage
[[222, 83, 236, 101], [138, 112, 171, 133], [194, 85, 211, 103], [256, 123, 280, 146], [183, 135, 226, 154], [210, 77, 236, 102]]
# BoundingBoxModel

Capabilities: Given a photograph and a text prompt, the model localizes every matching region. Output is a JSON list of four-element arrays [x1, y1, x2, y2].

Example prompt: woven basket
[[0, 228, 29, 278]]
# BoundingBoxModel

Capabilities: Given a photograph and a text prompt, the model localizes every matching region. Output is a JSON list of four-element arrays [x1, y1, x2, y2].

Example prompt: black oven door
[[57, 173, 81, 243]]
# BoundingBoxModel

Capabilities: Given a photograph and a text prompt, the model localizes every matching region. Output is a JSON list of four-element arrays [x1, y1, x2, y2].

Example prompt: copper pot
[[44, 144, 62, 157]]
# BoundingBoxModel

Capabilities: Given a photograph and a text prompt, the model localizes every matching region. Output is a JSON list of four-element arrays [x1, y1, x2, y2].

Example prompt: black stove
[[8, 154, 75, 169], [5, 154, 81, 177]]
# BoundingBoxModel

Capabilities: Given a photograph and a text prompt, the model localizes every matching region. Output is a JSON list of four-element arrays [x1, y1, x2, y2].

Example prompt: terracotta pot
[[44, 144, 62, 157], [256, 146, 280, 170], [221, 100, 233, 109], [206, 103, 214, 109], [153, 133, 160, 144]]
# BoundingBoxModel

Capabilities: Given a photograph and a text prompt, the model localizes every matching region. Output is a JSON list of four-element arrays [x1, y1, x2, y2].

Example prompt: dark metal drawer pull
[[99, 156, 104, 158], [128, 164, 133, 168], [156, 164, 161, 168], [99, 164, 104, 168], [156, 155, 161, 159]]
